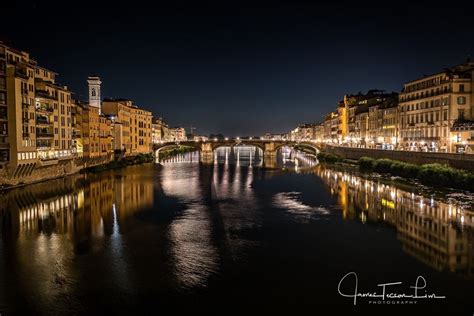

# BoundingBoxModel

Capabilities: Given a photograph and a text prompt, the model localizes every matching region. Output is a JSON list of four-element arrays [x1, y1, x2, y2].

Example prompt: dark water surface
[[0, 149, 473, 314]]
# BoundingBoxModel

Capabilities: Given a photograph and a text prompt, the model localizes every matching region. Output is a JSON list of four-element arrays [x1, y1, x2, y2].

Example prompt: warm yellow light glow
[[381, 198, 395, 209]]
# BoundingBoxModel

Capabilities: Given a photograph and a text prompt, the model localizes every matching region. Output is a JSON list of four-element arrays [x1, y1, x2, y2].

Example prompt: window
[[459, 84, 465, 92], [457, 96, 466, 105], [458, 110, 465, 120]]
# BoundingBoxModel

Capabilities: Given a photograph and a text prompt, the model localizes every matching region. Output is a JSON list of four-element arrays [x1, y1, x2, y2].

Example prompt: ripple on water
[[272, 191, 330, 222]]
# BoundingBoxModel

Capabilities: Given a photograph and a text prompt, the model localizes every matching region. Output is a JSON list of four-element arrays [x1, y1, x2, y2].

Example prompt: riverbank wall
[[324, 146, 474, 172], [0, 156, 113, 189], [0, 152, 159, 190]]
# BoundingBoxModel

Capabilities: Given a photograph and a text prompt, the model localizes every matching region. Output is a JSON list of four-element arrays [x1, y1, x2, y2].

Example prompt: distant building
[[173, 127, 187, 141], [262, 133, 283, 140], [102, 97, 152, 155], [344, 90, 398, 148], [193, 135, 208, 141]]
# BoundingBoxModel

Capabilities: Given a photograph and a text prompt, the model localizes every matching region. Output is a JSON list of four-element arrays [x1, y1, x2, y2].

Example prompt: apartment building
[[0, 46, 7, 167], [72, 78, 113, 161], [0, 42, 75, 178], [102, 98, 152, 155], [344, 90, 398, 148], [173, 127, 187, 141], [398, 61, 474, 152]]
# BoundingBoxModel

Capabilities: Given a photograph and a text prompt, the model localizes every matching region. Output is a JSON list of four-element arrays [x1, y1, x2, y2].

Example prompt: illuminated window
[[457, 96, 466, 105]]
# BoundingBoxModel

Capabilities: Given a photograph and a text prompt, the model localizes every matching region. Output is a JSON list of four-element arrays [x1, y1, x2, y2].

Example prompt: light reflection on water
[[0, 148, 472, 313], [313, 165, 474, 275], [273, 192, 330, 223]]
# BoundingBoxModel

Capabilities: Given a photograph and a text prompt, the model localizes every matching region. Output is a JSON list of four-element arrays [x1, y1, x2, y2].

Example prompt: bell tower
[[87, 76, 102, 113]]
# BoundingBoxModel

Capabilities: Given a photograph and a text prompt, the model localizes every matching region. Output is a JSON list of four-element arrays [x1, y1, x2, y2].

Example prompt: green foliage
[[358, 157, 375, 170], [357, 157, 474, 191], [84, 153, 154, 174], [417, 163, 474, 191], [317, 152, 344, 163], [373, 158, 393, 174]]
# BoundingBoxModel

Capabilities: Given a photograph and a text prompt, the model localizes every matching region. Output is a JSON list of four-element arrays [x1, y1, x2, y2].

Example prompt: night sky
[[2, 1, 474, 136]]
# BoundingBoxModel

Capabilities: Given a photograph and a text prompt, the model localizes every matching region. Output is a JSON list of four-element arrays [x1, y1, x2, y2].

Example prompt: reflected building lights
[[314, 165, 474, 277]]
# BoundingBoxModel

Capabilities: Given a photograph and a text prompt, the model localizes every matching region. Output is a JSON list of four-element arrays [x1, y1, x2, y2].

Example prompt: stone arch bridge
[[153, 139, 322, 164]]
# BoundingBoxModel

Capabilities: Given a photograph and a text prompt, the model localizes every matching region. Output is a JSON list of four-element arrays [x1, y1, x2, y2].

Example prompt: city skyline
[[3, 2, 474, 136]]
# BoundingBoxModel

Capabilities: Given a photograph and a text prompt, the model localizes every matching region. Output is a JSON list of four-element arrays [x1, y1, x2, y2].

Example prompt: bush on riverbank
[[317, 152, 344, 163], [357, 156, 474, 191], [84, 153, 154, 173]]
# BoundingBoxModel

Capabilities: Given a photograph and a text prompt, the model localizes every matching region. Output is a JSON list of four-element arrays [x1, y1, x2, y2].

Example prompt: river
[[0, 147, 473, 314]]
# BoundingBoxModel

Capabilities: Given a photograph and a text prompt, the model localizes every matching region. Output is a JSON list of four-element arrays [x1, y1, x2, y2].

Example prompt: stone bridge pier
[[200, 142, 214, 164], [262, 142, 277, 168]]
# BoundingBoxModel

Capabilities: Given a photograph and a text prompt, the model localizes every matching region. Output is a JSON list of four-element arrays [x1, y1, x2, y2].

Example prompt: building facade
[[1, 42, 76, 178], [398, 61, 474, 152], [102, 98, 153, 155]]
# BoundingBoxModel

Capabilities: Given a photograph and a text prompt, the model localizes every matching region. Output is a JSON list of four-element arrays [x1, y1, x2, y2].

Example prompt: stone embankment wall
[[0, 156, 111, 188], [324, 146, 474, 173]]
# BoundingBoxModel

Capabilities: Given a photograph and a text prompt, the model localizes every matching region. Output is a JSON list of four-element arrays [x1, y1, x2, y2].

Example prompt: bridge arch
[[273, 142, 320, 155], [154, 142, 201, 158]]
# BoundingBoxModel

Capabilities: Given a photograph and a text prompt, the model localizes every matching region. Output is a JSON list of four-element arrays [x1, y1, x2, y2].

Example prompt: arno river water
[[0, 146, 473, 314]]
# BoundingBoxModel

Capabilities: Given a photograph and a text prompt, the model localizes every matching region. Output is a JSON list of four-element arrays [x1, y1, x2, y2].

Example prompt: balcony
[[15, 70, 29, 80], [36, 105, 54, 113], [36, 118, 52, 125], [36, 90, 57, 100], [36, 140, 52, 148], [36, 130, 54, 138], [399, 89, 452, 103]]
